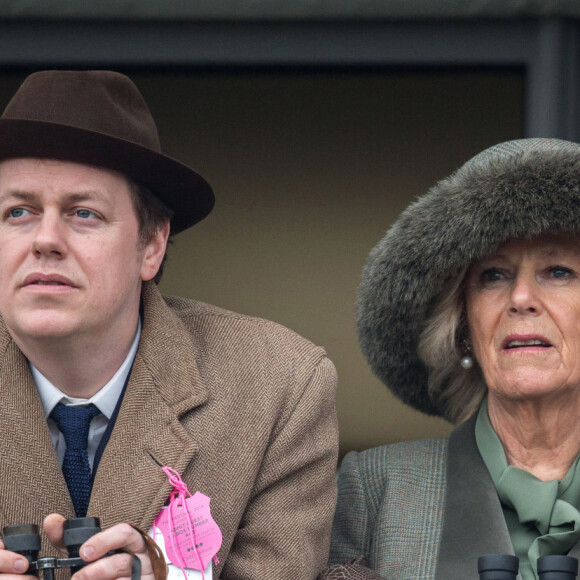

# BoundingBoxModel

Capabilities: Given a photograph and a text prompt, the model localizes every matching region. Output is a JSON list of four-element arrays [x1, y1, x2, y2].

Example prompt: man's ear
[[140, 220, 170, 282]]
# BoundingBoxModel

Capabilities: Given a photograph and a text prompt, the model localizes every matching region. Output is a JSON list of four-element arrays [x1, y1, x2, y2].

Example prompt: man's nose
[[32, 214, 67, 258]]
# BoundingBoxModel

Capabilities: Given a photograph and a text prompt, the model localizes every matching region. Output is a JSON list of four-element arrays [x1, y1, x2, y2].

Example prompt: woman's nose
[[508, 272, 542, 315]]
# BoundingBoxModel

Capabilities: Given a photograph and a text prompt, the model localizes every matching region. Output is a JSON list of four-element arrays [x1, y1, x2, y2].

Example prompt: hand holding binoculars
[[1, 517, 141, 579]]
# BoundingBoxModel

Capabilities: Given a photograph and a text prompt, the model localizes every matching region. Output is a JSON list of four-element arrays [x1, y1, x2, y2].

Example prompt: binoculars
[[2, 517, 141, 579], [479, 554, 579, 580]]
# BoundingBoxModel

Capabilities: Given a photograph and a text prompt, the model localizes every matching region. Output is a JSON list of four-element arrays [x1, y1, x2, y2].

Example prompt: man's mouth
[[21, 274, 76, 288], [34, 281, 65, 285]]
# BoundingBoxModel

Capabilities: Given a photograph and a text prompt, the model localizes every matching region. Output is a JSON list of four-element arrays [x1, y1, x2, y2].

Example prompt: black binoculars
[[479, 554, 579, 580], [2, 517, 141, 579]]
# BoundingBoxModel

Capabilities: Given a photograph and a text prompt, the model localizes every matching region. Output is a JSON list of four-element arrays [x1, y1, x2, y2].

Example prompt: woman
[[325, 138, 580, 580]]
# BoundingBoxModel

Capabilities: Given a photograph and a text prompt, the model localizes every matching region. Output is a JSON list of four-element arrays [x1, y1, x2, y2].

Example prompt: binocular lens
[[537, 555, 579, 579], [2, 524, 41, 564], [478, 554, 519, 580], [63, 517, 101, 557]]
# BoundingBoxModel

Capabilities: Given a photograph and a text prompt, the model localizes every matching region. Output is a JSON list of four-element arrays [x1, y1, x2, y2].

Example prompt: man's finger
[[80, 523, 147, 561], [42, 513, 67, 552], [0, 539, 39, 578], [72, 552, 137, 580]]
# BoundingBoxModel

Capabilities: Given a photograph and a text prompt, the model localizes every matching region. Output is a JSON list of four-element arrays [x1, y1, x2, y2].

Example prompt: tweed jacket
[[0, 281, 338, 579], [329, 416, 580, 579]]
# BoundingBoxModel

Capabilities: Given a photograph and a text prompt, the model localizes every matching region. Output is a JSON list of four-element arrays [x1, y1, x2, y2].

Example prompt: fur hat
[[357, 138, 580, 417], [0, 70, 214, 234]]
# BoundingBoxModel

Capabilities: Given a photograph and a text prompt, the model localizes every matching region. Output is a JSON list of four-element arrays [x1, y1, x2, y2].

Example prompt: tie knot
[[50, 403, 101, 450]]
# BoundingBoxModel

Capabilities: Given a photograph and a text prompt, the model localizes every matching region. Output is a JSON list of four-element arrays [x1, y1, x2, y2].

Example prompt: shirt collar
[[32, 317, 142, 420]]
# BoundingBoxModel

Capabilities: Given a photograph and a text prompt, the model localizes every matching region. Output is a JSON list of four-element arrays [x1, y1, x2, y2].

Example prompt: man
[[0, 70, 338, 579]]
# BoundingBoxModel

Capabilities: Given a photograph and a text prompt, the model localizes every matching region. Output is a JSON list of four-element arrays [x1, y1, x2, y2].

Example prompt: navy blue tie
[[50, 403, 101, 518]]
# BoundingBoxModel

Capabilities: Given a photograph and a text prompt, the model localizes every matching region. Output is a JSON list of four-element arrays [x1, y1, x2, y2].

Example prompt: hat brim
[[0, 119, 214, 234], [357, 138, 580, 417]]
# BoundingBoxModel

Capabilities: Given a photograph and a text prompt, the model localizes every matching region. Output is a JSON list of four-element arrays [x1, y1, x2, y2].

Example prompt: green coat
[[329, 415, 580, 579]]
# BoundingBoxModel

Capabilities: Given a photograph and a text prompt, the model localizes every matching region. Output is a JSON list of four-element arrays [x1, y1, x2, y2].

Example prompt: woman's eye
[[480, 268, 503, 283], [549, 266, 573, 279]]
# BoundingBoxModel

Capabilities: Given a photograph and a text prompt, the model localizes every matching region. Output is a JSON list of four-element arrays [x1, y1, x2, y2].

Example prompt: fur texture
[[357, 138, 580, 417]]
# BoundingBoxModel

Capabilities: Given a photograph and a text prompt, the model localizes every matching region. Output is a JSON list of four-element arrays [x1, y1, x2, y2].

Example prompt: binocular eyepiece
[[2, 517, 141, 580], [479, 554, 579, 580]]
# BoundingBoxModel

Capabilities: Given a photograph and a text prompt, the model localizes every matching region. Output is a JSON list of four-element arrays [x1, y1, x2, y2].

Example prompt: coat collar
[[89, 282, 210, 530], [0, 282, 210, 533], [135, 281, 210, 416], [435, 415, 519, 580]]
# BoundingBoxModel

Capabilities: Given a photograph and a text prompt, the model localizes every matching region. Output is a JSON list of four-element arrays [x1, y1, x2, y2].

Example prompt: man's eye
[[76, 209, 96, 219], [8, 208, 29, 218]]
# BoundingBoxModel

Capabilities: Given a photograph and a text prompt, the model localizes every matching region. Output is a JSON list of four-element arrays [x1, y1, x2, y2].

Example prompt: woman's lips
[[501, 334, 552, 350]]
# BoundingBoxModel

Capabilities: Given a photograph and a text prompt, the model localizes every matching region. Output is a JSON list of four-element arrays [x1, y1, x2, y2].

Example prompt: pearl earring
[[460, 336, 473, 369], [460, 355, 474, 369]]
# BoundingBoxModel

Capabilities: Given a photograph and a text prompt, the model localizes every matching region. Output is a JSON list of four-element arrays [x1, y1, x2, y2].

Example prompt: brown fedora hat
[[0, 70, 214, 233]]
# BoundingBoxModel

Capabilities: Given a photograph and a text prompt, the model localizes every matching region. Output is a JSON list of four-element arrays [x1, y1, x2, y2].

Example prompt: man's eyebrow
[[0, 190, 36, 202], [0, 190, 103, 203]]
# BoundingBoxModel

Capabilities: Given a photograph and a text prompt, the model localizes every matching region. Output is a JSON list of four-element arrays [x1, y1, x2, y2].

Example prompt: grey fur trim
[[357, 138, 580, 416]]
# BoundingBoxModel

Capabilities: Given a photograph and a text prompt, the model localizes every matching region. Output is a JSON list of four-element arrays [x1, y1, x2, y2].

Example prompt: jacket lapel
[[0, 330, 73, 529], [435, 415, 518, 579], [89, 283, 210, 531]]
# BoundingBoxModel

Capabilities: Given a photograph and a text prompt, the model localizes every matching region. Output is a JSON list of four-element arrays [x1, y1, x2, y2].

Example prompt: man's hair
[[126, 178, 173, 284], [417, 267, 487, 424]]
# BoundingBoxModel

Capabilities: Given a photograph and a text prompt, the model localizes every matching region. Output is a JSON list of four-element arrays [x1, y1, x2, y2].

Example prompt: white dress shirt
[[32, 318, 141, 470]]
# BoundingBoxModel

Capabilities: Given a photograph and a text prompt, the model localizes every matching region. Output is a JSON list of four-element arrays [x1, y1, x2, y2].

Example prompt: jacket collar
[[135, 281, 210, 416], [89, 282, 210, 529], [435, 414, 519, 579]]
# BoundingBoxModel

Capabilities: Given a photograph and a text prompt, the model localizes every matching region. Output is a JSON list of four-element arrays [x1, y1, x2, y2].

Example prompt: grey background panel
[[1, 0, 580, 20]]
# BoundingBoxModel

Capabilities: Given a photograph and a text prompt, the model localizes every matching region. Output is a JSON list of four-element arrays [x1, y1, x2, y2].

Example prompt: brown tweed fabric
[[318, 557, 385, 579], [0, 281, 338, 579]]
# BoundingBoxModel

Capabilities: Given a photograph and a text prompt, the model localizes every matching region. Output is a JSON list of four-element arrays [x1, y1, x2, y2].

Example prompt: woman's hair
[[417, 266, 487, 424]]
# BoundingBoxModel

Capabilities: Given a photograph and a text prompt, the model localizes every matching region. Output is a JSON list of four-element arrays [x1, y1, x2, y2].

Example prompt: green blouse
[[475, 400, 580, 580]]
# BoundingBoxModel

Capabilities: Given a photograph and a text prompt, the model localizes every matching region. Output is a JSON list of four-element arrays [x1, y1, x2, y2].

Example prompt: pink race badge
[[154, 466, 222, 574], [155, 493, 222, 571]]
